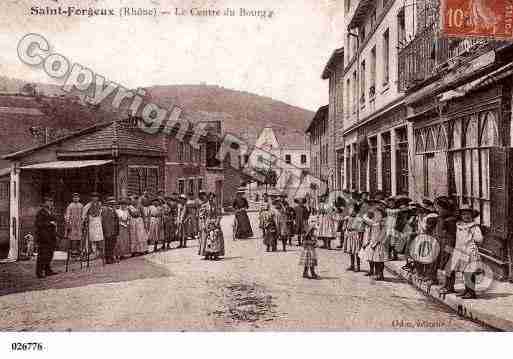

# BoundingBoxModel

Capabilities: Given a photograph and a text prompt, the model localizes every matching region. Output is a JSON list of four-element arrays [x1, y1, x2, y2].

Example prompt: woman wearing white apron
[[82, 192, 104, 259]]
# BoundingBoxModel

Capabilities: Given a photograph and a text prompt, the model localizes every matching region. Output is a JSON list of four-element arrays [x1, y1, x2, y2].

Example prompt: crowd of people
[[34, 189, 225, 278], [258, 190, 484, 299], [35, 187, 484, 300]]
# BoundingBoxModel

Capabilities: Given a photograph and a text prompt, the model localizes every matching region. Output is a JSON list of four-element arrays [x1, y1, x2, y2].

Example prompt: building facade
[[322, 48, 346, 191], [399, 0, 513, 279], [341, 0, 416, 196], [306, 106, 330, 187]]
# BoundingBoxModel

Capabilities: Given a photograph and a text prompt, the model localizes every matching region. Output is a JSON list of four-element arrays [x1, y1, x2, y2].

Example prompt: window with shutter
[[127, 166, 159, 195], [396, 127, 409, 195], [489, 147, 508, 236], [360, 155, 367, 192], [369, 137, 378, 194]]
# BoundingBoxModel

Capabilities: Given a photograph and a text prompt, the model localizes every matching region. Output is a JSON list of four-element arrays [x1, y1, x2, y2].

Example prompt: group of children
[[295, 190, 485, 297]]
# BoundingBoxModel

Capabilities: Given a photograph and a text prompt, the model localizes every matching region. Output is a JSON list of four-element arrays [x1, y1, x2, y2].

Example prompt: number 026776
[[11, 342, 44, 351]]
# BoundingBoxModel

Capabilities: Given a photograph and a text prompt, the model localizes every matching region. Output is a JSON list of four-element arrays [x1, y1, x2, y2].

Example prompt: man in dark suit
[[35, 195, 58, 278], [102, 196, 119, 264]]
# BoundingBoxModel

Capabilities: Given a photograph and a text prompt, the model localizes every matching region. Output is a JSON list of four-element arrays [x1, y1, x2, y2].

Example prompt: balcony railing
[[398, 25, 436, 92], [398, 23, 495, 92]]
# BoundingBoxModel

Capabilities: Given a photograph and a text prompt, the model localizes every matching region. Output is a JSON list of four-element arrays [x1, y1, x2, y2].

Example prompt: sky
[[0, 0, 345, 111]]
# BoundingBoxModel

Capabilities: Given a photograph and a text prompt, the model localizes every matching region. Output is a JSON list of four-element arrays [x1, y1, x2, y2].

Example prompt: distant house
[[246, 126, 310, 201]]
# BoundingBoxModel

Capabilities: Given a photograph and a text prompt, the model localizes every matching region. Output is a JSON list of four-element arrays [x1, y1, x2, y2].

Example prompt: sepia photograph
[[1, 0, 513, 357]]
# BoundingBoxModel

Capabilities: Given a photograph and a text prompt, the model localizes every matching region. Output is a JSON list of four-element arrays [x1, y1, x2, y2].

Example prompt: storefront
[[0, 119, 184, 261], [407, 70, 513, 279]]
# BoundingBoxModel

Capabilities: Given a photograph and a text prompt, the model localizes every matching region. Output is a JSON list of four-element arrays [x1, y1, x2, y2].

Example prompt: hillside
[[146, 85, 313, 140], [0, 77, 313, 146]]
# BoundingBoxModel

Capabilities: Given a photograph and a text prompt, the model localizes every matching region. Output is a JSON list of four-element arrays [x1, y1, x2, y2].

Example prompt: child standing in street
[[300, 226, 319, 279], [446, 205, 483, 299], [344, 203, 364, 272]]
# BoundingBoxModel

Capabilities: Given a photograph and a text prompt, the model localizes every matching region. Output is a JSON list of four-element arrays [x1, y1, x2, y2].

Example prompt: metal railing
[[398, 23, 493, 92]]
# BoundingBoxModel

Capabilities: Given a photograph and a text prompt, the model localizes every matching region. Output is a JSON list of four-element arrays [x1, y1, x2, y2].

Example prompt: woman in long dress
[[114, 198, 131, 260], [147, 197, 162, 252], [128, 195, 148, 255], [184, 193, 199, 242], [198, 192, 209, 257], [82, 192, 104, 259], [233, 190, 253, 239], [199, 192, 225, 260], [209, 193, 225, 257]]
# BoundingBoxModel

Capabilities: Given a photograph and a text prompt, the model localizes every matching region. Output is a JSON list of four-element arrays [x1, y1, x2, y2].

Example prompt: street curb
[[384, 262, 511, 331]]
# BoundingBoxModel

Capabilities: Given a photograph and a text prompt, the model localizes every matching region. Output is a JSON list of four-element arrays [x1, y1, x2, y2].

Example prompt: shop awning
[[20, 160, 112, 170]]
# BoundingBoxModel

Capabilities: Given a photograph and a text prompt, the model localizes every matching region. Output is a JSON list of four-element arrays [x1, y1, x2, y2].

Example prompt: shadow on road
[[474, 292, 513, 300], [221, 256, 244, 261], [0, 256, 172, 297]]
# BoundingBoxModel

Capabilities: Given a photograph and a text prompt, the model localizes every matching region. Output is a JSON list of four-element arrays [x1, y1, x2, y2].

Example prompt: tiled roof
[[272, 127, 306, 150], [56, 120, 165, 153]]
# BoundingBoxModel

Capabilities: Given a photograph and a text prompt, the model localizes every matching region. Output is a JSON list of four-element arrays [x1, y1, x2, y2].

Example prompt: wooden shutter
[[382, 147, 392, 196], [360, 158, 367, 191], [489, 147, 509, 237], [146, 168, 159, 194], [369, 145, 378, 194]]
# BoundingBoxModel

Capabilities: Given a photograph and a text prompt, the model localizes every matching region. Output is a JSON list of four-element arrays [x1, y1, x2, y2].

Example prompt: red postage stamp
[[441, 0, 513, 39]]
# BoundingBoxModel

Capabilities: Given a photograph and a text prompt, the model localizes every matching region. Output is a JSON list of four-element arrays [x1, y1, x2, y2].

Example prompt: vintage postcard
[[1, 0, 513, 352]]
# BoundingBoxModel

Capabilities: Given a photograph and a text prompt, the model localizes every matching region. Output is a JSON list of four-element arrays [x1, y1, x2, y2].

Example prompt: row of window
[[344, 126, 409, 196], [346, 28, 390, 118], [284, 154, 308, 165], [177, 141, 204, 163], [414, 111, 501, 228], [345, 0, 392, 62], [177, 177, 204, 196], [0, 182, 9, 200], [127, 166, 160, 196]]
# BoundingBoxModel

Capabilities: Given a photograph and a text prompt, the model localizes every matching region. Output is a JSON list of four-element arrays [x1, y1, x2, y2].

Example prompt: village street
[[0, 213, 485, 331]]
